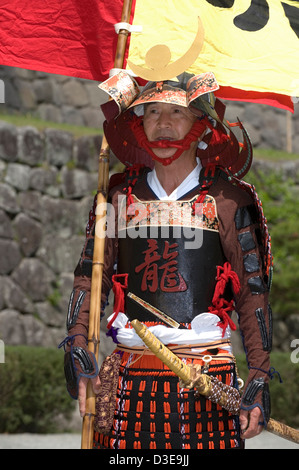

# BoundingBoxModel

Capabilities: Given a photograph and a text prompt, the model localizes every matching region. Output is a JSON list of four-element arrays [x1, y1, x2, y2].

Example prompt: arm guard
[[62, 338, 99, 399], [212, 170, 273, 425], [59, 191, 118, 399], [241, 376, 271, 425]]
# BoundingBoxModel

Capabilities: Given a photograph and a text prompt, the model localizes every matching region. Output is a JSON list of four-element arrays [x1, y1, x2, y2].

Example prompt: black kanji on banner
[[205, 0, 299, 37]]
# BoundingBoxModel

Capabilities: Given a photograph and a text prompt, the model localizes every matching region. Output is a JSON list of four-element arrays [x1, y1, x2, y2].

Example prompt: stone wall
[[0, 66, 104, 129], [0, 120, 117, 360], [1, 65, 299, 154]]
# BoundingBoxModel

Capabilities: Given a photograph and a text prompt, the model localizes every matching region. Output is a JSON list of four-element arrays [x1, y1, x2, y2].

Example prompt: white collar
[[147, 158, 202, 200]]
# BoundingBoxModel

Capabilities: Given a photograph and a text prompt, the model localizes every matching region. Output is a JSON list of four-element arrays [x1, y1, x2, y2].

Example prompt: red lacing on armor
[[213, 262, 241, 303], [191, 190, 208, 215], [210, 262, 241, 336], [130, 114, 218, 166], [191, 164, 216, 215], [209, 299, 237, 336], [123, 164, 144, 206], [126, 185, 135, 206], [107, 273, 128, 329]]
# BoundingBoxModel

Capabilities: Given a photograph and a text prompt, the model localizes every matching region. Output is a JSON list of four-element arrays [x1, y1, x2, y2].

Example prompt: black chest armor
[[117, 193, 226, 324]]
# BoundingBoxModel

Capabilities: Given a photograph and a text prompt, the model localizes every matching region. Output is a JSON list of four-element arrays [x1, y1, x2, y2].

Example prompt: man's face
[[143, 102, 198, 160]]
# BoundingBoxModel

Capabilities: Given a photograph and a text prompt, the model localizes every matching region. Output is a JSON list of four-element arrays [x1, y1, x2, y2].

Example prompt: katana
[[131, 319, 299, 445]]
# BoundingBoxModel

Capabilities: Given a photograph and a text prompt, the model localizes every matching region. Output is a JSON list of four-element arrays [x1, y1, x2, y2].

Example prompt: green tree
[[0, 346, 75, 433], [245, 168, 299, 318]]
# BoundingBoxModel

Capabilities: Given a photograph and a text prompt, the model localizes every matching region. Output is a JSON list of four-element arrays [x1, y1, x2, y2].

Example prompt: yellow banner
[[128, 0, 299, 99]]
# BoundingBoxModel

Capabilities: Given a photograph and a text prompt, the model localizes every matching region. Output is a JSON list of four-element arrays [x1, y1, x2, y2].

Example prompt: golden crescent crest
[[127, 17, 205, 81]]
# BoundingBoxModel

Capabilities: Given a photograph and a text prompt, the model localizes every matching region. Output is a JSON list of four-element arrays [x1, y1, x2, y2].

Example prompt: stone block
[[0, 309, 27, 345], [33, 78, 53, 103], [61, 79, 89, 107], [73, 134, 102, 172], [40, 195, 82, 236], [0, 309, 54, 347], [15, 79, 37, 109], [0, 121, 18, 161], [17, 126, 45, 166], [11, 258, 56, 302], [4, 163, 31, 191], [12, 212, 43, 257], [1, 81, 22, 109], [35, 301, 64, 328], [60, 105, 85, 126], [19, 190, 43, 221], [0, 239, 22, 275], [0, 160, 5, 181], [37, 234, 84, 274], [45, 128, 73, 168], [60, 167, 97, 199], [29, 165, 59, 194], [0, 209, 13, 239], [0, 275, 35, 314], [0, 183, 19, 214], [37, 104, 63, 123], [81, 107, 104, 128]]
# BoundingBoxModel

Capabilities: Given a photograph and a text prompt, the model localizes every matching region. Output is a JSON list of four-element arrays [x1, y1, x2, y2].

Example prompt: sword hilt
[[131, 319, 192, 385]]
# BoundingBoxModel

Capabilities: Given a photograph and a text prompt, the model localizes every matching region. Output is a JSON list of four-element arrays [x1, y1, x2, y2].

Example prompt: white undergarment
[[107, 312, 232, 353], [147, 158, 202, 201]]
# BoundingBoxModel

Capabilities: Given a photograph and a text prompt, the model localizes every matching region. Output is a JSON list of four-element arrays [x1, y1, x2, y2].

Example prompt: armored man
[[61, 71, 273, 449]]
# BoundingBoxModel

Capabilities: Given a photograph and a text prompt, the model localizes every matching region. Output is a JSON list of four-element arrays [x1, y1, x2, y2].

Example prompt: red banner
[[0, 0, 297, 111], [0, 0, 128, 81]]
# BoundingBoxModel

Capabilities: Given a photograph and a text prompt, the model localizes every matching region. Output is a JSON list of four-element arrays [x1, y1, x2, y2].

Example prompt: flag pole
[[81, 0, 134, 449]]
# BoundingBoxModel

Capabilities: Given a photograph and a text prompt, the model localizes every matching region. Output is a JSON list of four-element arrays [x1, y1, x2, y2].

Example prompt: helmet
[[99, 70, 252, 177]]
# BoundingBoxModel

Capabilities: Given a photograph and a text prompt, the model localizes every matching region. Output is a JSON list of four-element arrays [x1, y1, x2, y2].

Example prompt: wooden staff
[[131, 319, 299, 445], [81, 0, 134, 449]]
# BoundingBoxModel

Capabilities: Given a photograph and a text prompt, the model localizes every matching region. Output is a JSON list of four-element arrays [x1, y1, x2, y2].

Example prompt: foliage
[[244, 166, 299, 318], [253, 148, 299, 161], [0, 346, 75, 433]]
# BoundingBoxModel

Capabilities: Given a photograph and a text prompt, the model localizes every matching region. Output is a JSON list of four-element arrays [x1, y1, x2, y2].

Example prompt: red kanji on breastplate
[[135, 239, 187, 293]]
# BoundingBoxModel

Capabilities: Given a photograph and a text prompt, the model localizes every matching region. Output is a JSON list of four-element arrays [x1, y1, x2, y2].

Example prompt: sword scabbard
[[131, 319, 299, 445]]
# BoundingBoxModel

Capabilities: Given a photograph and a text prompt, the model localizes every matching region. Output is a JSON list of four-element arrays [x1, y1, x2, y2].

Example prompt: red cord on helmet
[[130, 114, 213, 166]]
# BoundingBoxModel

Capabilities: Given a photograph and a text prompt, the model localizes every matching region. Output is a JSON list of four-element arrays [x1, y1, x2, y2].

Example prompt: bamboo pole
[[81, 0, 134, 449]]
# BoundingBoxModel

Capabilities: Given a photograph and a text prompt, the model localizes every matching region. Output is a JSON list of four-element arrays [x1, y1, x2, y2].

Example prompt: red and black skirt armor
[[94, 352, 242, 450]]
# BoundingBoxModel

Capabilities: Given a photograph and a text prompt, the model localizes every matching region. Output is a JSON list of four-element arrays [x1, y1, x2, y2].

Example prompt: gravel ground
[[0, 431, 298, 450]]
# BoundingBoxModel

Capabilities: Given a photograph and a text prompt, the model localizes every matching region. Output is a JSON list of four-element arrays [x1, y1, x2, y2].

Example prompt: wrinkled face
[[143, 102, 198, 160]]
